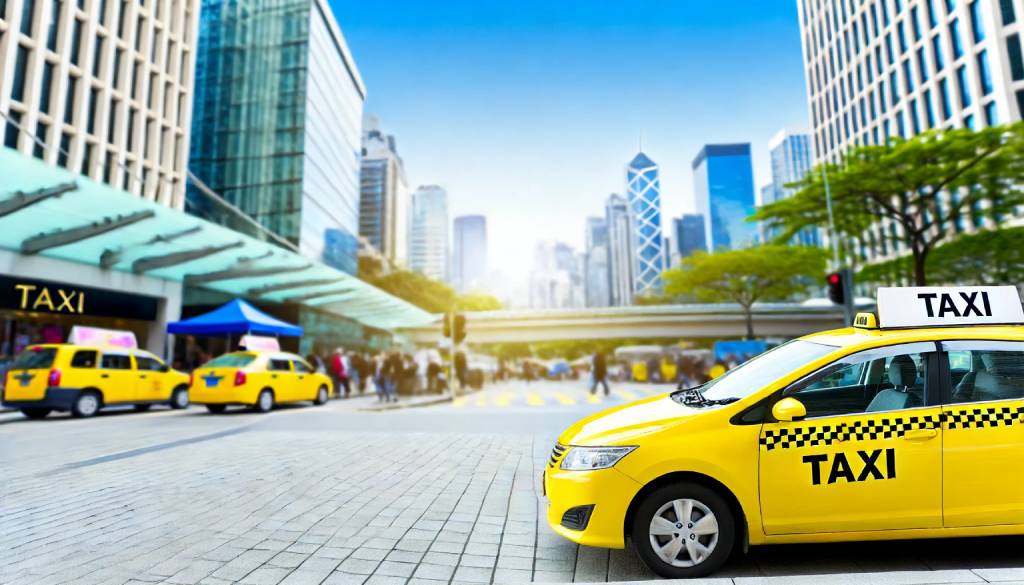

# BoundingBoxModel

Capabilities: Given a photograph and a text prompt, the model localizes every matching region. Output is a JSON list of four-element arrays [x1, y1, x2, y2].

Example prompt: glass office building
[[626, 152, 667, 295], [692, 143, 757, 251], [673, 213, 707, 258], [767, 128, 819, 246], [187, 0, 365, 274], [452, 215, 487, 292]]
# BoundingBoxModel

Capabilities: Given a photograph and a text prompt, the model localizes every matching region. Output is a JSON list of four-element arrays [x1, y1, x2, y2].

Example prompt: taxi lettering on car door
[[758, 342, 943, 535]]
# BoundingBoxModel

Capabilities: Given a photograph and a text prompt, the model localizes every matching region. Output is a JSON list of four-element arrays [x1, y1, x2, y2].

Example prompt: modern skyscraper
[[626, 152, 667, 295], [0, 0, 200, 208], [604, 193, 635, 306], [453, 215, 488, 292], [692, 144, 757, 251], [360, 114, 410, 268], [409, 185, 449, 282], [766, 128, 818, 245], [673, 214, 708, 259], [188, 0, 365, 274], [798, 0, 1024, 260], [528, 241, 584, 309], [584, 217, 611, 308]]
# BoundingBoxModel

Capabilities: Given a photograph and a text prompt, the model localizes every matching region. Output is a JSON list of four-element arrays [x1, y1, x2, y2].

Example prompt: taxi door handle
[[904, 428, 938, 441], [271, 374, 278, 379], [140, 375, 148, 379], [100, 374, 110, 379]]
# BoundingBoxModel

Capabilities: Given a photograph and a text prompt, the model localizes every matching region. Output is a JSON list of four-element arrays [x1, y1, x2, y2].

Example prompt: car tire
[[254, 389, 274, 413], [631, 482, 735, 579], [21, 408, 51, 419], [71, 391, 102, 418], [314, 385, 328, 405], [134, 404, 152, 412], [170, 386, 189, 409], [206, 404, 227, 414]]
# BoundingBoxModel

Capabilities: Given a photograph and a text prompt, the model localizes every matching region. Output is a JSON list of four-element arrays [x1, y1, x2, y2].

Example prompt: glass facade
[[625, 152, 667, 295], [768, 130, 819, 246], [673, 213, 706, 259], [452, 215, 487, 292], [187, 0, 364, 274], [409, 185, 449, 281], [692, 144, 757, 251]]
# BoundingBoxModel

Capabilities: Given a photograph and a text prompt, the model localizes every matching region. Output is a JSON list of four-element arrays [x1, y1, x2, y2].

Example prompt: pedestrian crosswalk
[[449, 385, 670, 409]]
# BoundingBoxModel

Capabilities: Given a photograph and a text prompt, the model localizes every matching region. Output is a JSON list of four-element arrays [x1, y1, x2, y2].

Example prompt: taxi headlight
[[559, 446, 636, 471]]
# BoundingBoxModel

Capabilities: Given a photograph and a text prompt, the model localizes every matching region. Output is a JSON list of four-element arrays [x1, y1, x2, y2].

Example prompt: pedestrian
[[454, 351, 468, 392], [307, 352, 326, 374], [356, 353, 370, 394], [590, 350, 610, 396], [331, 347, 350, 398], [426, 360, 441, 393]]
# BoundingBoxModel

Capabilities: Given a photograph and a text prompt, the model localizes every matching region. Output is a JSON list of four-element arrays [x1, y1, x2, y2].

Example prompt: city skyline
[[329, 0, 810, 280]]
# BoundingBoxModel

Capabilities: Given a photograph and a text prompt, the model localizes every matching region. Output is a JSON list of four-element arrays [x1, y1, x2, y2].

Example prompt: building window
[[932, 34, 945, 70], [897, 111, 907, 138], [911, 6, 922, 40], [886, 33, 896, 65], [63, 76, 77, 124], [69, 19, 82, 66], [924, 88, 937, 127], [92, 36, 105, 77], [81, 142, 94, 175], [57, 133, 70, 167], [39, 61, 54, 114], [950, 19, 964, 59], [984, 101, 998, 126], [977, 49, 993, 95], [964, 113, 976, 130], [945, 0, 956, 14], [890, 71, 901, 106], [46, 0, 61, 51], [910, 100, 921, 134], [917, 47, 930, 82], [21, 0, 35, 35], [928, 0, 939, 27], [1001, 0, 1017, 25], [33, 122, 47, 159], [969, 1, 985, 42], [940, 77, 953, 119], [956, 65, 972, 107], [11, 45, 29, 103], [903, 59, 915, 91], [4, 111, 22, 149], [1008, 34, 1024, 80], [898, 21, 908, 52], [86, 87, 99, 134]]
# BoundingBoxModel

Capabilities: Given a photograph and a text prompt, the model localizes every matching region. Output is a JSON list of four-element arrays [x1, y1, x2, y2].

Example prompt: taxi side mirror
[[772, 397, 807, 422]]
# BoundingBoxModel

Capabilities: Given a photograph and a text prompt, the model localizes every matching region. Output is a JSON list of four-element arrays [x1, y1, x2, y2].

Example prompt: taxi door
[[134, 352, 168, 401], [97, 352, 138, 403], [940, 340, 1024, 527], [291, 359, 319, 401], [759, 342, 943, 535], [266, 357, 296, 401]]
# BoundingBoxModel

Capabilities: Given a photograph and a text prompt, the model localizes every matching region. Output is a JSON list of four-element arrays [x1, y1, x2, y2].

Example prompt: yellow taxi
[[189, 351, 332, 413], [2, 344, 190, 419], [545, 286, 1024, 578]]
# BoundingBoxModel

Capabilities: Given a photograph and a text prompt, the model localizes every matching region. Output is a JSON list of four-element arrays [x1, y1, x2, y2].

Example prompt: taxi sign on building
[[877, 286, 1024, 329]]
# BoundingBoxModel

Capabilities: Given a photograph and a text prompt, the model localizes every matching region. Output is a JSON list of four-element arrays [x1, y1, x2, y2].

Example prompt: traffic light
[[453, 313, 467, 344], [443, 313, 452, 338], [826, 271, 845, 305]]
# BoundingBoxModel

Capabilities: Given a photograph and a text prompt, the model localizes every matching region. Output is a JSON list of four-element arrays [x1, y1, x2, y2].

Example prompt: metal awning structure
[[0, 147, 434, 331]]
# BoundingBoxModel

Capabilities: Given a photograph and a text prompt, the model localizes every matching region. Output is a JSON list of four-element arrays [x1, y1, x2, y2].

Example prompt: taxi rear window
[[10, 347, 57, 370], [206, 353, 256, 368]]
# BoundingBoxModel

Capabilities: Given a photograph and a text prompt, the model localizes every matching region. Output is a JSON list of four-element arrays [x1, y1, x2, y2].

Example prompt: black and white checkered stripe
[[760, 405, 1024, 451]]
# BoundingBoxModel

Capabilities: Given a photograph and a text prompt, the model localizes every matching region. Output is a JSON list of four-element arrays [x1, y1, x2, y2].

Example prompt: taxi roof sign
[[853, 312, 879, 329], [876, 286, 1024, 329]]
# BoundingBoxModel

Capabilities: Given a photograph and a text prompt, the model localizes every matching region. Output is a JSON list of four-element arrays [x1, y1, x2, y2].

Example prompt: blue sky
[[330, 0, 810, 281]]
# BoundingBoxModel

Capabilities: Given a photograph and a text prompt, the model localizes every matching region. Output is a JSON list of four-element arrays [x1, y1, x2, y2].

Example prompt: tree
[[455, 292, 503, 311], [752, 124, 1024, 285], [662, 245, 827, 339], [858, 226, 1024, 286], [359, 259, 503, 314]]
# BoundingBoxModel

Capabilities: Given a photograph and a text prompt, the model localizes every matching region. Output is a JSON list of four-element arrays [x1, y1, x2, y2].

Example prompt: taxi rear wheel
[[254, 389, 274, 413], [314, 385, 328, 405], [71, 391, 101, 418], [632, 482, 735, 579], [170, 387, 189, 409]]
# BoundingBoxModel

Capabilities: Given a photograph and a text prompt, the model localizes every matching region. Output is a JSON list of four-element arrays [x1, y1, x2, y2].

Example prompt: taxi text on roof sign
[[876, 286, 1024, 329]]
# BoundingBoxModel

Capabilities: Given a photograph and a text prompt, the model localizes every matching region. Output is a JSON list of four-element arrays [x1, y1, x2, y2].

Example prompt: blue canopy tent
[[167, 299, 303, 337]]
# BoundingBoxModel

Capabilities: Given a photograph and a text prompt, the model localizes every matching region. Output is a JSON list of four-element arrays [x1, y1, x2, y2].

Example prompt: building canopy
[[0, 147, 434, 331], [167, 299, 303, 336]]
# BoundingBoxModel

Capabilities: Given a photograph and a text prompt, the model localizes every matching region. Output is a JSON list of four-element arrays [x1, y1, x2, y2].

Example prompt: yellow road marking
[[526, 393, 545, 407], [553, 392, 576, 406], [495, 392, 514, 407], [475, 395, 488, 407], [452, 397, 468, 407], [614, 389, 638, 401], [586, 394, 602, 404]]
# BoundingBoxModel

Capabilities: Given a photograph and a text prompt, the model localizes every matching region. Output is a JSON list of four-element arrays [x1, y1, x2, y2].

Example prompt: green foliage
[[858, 227, 1024, 287], [662, 245, 827, 338], [359, 258, 502, 314], [753, 124, 1024, 285], [455, 292, 503, 311]]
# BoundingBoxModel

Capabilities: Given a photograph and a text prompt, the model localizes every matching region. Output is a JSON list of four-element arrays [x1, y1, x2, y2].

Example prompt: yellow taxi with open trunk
[[545, 286, 1024, 578]]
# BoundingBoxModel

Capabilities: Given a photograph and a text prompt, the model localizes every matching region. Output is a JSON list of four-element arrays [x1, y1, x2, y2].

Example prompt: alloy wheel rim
[[319, 388, 327, 402], [174, 391, 188, 407], [260, 392, 272, 410], [648, 498, 719, 568], [79, 395, 99, 416]]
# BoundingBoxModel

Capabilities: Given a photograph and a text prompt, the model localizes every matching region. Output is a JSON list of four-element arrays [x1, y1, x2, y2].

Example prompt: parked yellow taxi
[[545, 286, 1024, 578], [2, 344, 190, 419], [189, 351, 331, 413]]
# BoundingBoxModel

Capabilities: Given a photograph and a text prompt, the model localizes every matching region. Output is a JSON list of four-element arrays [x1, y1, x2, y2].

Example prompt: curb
[[358, 388, 482, 412]]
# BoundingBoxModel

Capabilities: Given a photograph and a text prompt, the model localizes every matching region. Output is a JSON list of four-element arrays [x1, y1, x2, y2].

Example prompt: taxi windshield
[[205, 353, 257, 368], [699, 339, 838, 402]]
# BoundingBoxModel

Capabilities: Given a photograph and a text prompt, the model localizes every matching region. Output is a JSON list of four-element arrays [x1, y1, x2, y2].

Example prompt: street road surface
[[2, 380, 1024, 585]]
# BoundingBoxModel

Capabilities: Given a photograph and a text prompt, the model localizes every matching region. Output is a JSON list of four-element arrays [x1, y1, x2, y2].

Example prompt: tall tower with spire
[[626, 152, 667, 297]]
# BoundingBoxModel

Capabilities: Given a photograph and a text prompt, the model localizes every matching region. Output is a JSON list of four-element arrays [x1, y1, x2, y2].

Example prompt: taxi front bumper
[[544, 464, 643, 549], [2, 387, 82, 410]]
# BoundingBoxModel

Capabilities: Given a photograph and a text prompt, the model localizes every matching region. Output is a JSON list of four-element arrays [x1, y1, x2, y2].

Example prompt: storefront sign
[[0, 275, 158, 321]]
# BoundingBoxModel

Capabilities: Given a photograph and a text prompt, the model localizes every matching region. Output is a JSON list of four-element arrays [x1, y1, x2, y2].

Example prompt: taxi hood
[[558, 393, 706, 446]]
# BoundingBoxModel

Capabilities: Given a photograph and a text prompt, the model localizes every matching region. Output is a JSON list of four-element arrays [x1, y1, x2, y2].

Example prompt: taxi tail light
[[188, 372, 194, 386], [234, 371, 247, 386], [47, 368, 62, 387]]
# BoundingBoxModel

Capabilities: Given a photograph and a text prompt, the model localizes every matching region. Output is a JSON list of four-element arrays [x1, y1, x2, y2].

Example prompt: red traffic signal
[[826, 271, 845, 305]]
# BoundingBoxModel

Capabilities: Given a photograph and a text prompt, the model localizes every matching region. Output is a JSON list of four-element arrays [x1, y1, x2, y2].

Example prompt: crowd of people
[[305, 349, 460, 403]]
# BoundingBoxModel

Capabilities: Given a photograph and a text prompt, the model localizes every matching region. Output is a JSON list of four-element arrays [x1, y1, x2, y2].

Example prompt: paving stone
[[336, 558, 380, 576], [422, 551, 460, 566], [492, 568, 533, 584], [374, 561, 417, 578], [321, 572, 368, 585], [453, 565, 493, 583], [412, 563, 457, 581], [459, 554, 497, 569], [239, 566, 292, 585]]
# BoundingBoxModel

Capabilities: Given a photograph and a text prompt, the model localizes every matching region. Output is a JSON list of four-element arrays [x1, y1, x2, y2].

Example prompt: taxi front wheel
[[631, 482, 735, 579], [314, 385, 328, 405]]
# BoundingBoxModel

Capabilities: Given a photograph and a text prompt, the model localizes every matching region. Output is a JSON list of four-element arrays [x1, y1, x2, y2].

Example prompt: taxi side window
[[292, 360, 312, 374], [70, 350, 98, 368], [945, 341, 1024, 404], [100, 354, 133, 370], [784, 343, 934, 419], [267, 359, 291, 372], [135, 355, 164, 372]]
